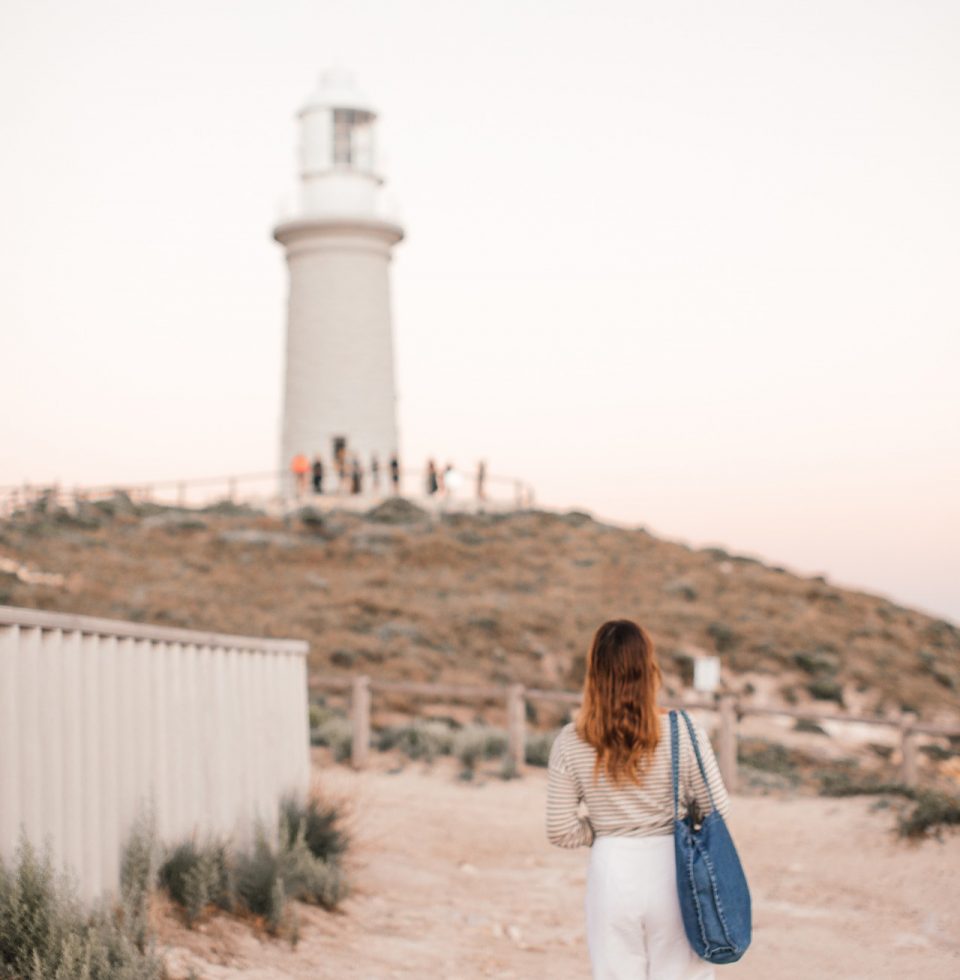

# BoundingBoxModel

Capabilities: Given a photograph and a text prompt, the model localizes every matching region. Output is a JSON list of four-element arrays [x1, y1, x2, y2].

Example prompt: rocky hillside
[[1, 493, 958, 726]]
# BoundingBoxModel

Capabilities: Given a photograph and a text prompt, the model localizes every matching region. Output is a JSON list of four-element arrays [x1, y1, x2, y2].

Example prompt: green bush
[[898, 791, 960, 839], [160, 796, 350, 938], [119, 815, 159, 954], [275, 831, 346, 910], [525, 730, 559, 767], [0, 836, 166, 980], [499, 756, 520, 780], [819, 773, 914, 798], [234, 833, 290, 935], [453, 725, 508, 775], [311, 716, 353, 761], [307, 703, 327, 730], [818, 774, 960, 840], [375, 721, 454, 761], [737, 738, 801, 784], [792, 649, 840, 675], [279, 796, 348, 865], [919, 743, 958, 762], [807, 676, 844, 705], [158, 841, 234, 927], [234, 824, 347, 935], [793, 717, 828, 736], [706, 622, 738, 653]]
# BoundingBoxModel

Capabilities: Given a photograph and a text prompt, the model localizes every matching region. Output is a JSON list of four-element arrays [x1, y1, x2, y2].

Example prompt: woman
[[546, 620, 729, 979]]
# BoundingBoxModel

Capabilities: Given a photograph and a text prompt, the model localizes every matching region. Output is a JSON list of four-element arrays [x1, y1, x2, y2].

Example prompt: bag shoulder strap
[[669, 710, 680, 819], [679, 709, 717, 810]]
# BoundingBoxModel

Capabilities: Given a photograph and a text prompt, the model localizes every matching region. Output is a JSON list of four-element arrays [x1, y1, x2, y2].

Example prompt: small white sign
[[693, 656, 721, 693]]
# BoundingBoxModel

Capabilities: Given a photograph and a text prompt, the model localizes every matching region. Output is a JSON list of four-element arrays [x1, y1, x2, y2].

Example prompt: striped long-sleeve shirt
[[546, 712, 730, 848]]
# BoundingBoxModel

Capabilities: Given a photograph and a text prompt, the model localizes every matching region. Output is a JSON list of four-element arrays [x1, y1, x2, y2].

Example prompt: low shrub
[[158, 840, 234, 926], [275, 831, 346, 910], [792, 649, 840, 675], [807, 676, 844, 705], [499, 756, 520, 780], [779, 683, 799, 705], [308, 702, 330, 730], [898, 791, 960, 839], [819, 773, 915, 799], [737, 738, 801, 783], [279, 795, 348, 865], [376, 721, 455, 761], [917, 649, 958, 690], [525, 730, 559, 768], [160, 795, 349, 938], [919, 743, 958, 762], [120, 815, 160, 954], [818, 774, 960, 839], [234, 827, 346, 934], [706, 622, 738, 653], [311, 716, 353, 761], [234, 833, 290, 935], [453, 725, 508, 776], [0, 836, 166, 980], [793, 717, 828, 736]]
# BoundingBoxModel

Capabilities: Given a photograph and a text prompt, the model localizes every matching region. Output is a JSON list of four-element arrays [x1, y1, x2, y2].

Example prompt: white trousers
[[586, 835, 715, 980]]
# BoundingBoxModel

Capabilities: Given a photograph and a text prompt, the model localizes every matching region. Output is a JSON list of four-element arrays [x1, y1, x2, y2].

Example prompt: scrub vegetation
[[157, 795, 349, 938], [0, 829, 164, 980]]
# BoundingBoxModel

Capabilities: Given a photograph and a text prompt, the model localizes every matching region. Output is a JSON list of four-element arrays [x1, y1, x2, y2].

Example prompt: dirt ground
[[157, 751, 960, 980]]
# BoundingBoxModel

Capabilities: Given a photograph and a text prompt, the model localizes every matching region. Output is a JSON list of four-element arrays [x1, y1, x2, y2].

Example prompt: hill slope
[[1, 495, 958, 724]]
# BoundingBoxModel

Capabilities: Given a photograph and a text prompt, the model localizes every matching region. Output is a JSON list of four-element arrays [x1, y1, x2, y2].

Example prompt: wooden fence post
[[900, 712, 918, 787], [351, 675, 371, 770], [507, 683, 526, 774], [717, 694, 738, 793]]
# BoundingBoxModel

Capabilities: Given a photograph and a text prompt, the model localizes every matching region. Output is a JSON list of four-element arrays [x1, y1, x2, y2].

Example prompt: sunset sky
[[2, 1, 958, 620]]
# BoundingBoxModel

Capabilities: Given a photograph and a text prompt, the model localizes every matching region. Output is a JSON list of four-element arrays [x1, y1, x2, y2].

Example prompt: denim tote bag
[[670, 709, 752, 964]]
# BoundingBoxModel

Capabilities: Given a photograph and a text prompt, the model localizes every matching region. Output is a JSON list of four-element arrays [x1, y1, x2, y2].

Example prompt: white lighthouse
[[274, 71, 403, 494]]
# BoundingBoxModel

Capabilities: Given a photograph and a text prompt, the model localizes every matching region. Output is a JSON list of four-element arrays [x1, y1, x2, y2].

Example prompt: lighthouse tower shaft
[[274, 72, 403, 492]]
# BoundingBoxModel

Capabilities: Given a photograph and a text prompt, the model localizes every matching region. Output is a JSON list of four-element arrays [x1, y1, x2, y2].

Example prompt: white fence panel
[[0, 606, 310, 903]]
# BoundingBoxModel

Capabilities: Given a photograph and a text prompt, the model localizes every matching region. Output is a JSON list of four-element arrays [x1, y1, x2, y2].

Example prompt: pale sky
[[1, 1, 958, 621]]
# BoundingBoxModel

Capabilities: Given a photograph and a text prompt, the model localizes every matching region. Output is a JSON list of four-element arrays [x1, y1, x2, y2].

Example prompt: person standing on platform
[[291, 453, 309, 497], [371, 454, 381, 493], [312, 455, 324, 495], [476, 460, 487, 502], [351, 456, 363, 495], [390, 455, 401, 494], [426, 460, 439, 496], [443, 463, 463, 500]]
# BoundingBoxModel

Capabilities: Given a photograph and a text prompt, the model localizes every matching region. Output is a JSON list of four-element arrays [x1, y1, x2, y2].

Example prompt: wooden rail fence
[[313, 675, 960, 791]]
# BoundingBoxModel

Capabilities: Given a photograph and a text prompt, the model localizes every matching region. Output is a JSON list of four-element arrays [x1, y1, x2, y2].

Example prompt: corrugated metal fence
[[0, 605, 310, 902]]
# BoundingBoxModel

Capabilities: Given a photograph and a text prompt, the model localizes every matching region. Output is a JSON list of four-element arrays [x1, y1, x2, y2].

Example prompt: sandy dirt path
[[160, 754, 960, 979]]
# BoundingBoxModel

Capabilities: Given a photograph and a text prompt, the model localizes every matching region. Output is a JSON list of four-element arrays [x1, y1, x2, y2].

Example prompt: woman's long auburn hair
[[575, 619, 662, 785]]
